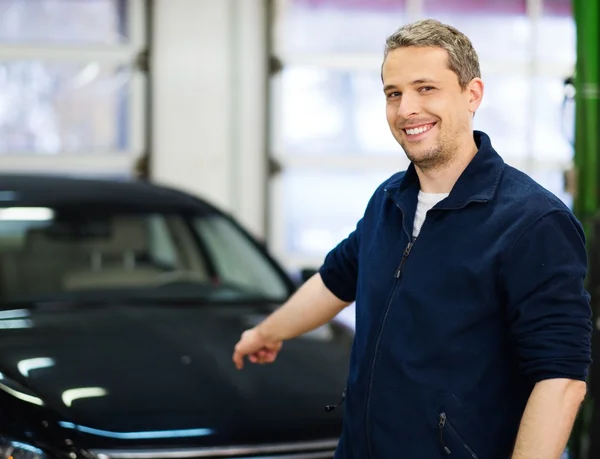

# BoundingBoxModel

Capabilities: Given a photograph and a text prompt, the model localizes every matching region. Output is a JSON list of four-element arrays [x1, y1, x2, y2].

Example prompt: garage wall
[[151, 0, 268, 239]]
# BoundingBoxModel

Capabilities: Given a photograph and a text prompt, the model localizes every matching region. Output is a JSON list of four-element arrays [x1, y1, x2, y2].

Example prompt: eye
[[386, 91, 401, 99], [419, 86, 434, 92]]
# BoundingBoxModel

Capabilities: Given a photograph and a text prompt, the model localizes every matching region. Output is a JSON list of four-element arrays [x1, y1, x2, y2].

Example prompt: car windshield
[[0, 206, 292, 305]]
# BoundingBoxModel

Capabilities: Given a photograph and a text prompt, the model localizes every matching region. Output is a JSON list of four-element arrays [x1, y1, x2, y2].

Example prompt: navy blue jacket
[[320, 131, 593, 459]]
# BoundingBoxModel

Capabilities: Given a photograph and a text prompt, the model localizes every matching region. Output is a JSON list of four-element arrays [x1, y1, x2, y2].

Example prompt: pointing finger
[[232, 350, 244, 369]]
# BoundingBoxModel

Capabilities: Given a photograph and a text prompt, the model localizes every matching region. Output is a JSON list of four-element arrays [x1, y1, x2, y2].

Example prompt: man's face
[[382, 46, 481, 170]]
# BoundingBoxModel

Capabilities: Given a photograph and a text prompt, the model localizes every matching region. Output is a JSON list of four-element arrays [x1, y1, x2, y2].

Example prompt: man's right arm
[[255, 272, 351, 342], [251, 212, 364, 342], [233, 217, 363, 369]]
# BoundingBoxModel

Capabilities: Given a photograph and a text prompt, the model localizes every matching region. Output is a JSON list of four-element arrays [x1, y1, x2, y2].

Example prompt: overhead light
[[58, 422, 215, 440], [0, 319, 33, 330], [0, 381, 44, 406], [72, 62, 100, 89], [18, 357, 55, 378], [0, 309, 32, 329], [0, 309, 30, 319], [0, 207, 54, 221], [62, 387, 108, 408]]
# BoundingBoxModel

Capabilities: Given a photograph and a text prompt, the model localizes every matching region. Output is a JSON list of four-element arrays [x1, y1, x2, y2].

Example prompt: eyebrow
[[383, 79, 440, 93]]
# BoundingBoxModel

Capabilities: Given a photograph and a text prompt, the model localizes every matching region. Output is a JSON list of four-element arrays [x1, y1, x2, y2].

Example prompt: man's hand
[[232, 327, 283, 370], [230, 273, 350, 370]]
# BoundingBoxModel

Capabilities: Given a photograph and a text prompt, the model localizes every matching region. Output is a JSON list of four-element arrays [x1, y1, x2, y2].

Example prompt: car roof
[[0, 174, 217, 213]]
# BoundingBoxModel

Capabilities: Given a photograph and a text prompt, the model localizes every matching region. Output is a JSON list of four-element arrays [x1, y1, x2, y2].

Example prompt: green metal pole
[[571, 0, 599, 457], [572, 0, 599, 228]]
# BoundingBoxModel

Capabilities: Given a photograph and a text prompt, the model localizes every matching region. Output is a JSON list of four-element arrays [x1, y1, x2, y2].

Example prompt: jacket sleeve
[[318, 218, 363, 303], [500, 209, 593, 383]]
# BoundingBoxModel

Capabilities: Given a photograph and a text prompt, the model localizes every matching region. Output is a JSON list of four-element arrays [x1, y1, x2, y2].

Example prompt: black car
[[0, 174, 352, 459]]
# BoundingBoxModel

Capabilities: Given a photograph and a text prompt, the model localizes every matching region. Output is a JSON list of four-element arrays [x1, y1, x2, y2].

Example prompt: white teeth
[[405, 124, 433, 135]]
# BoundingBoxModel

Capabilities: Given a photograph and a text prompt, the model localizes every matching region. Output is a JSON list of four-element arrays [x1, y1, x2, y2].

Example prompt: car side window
[[148, 215, 178, 268], [193, 216, 290, 299]]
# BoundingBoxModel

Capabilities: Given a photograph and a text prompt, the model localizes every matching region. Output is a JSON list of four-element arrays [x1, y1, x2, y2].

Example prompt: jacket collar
[[387, 130, 505, 210]]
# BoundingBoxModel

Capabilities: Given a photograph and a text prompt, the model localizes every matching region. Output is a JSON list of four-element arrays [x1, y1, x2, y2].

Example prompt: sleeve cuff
[[319, 264, 356, 303]]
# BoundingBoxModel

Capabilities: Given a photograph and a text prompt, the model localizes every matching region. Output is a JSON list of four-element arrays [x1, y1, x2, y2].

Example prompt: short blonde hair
[[384, 19, 481, 89]]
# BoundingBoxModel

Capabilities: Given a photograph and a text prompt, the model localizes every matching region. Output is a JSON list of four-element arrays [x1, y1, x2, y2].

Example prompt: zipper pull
[[394, 241, 414, 278], [438, 413, 452, 455], [325, 388, 346, 412]]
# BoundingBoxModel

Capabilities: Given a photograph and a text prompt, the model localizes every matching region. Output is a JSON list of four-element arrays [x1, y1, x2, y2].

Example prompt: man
[[232, 19, 592, 459]]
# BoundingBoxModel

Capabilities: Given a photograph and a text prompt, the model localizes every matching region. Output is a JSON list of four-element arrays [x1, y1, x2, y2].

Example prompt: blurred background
[[0, 0, 591, 272], [0, 0, 598, 457]]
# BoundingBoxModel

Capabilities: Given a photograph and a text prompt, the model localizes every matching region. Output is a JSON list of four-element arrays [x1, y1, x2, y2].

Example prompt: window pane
[[542, 0, 572, 16], [0, 61, 131, 155], [473, 74, 529, 161], [533, 75, 573, 163], [0, 0, 127, 44], [423, 0, 526, 15], [422, 0, 530, 65], [275, 0, 406, 54], [536, 15, 575, 67], [279, 67, 401, 155], [279, 68, 535, 162], [282, 170, 393, 257]]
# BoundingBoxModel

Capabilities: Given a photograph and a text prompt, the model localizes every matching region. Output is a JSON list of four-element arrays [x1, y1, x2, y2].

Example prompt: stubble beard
[[400, 136, 456, 173]]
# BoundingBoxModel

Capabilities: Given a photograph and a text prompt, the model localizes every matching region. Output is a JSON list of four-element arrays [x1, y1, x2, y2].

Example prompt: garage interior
[[0, 0, 598, 458]]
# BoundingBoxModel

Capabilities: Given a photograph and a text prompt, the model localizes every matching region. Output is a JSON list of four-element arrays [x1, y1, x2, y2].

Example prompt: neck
[[415, 135, 478, 193]]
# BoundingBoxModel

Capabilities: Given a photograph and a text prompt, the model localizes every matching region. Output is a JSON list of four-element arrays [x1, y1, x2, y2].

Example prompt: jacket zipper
[[394, 239, 414, 278], [364, 260, 404, 458], [438, 413, 452, 455], [438, 413, 478, 459], [363, 190, 486, 458], [365, 196, 415, 459]]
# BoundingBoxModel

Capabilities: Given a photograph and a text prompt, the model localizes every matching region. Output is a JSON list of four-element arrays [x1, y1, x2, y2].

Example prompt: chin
[[404, 146, 434, 162], [406, 147, 446, 168]]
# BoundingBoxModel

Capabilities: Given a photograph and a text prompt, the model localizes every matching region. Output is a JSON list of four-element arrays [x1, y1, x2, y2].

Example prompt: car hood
[[0, 301, 352, 449]]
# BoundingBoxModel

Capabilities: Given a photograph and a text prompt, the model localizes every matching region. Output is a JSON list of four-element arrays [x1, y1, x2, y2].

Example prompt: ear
[[466, 78, 484, 114]]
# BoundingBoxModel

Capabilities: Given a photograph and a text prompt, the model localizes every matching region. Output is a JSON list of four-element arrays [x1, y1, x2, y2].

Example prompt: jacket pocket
[[438, 412, 479, 459]]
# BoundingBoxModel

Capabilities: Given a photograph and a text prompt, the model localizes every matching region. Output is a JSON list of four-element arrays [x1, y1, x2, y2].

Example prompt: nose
[[396, 93, 420, 119]]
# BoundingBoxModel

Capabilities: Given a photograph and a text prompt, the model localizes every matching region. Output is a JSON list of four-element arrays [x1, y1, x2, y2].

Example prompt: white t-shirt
[[413, 191, 449, 237]]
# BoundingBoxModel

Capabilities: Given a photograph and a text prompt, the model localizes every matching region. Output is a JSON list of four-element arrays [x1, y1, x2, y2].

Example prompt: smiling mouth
[[403, 123, 436, 136]]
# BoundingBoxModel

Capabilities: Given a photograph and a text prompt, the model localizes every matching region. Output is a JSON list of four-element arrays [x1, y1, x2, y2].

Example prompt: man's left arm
[[511, 378, 586, 458], [500, 209, 593, 459]]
